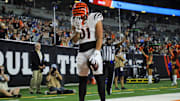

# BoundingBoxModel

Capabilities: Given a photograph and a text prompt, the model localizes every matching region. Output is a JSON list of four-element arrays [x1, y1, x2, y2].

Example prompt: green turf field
[[1, 80, 180, 101]]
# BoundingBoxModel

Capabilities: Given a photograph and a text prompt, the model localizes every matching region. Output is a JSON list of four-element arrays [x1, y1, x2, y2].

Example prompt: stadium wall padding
[[0, 40, 179, 86], [0, 40, 78, 86]]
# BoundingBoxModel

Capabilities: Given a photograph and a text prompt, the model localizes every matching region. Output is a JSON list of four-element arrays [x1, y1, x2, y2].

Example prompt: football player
[[168, 44, 180, 86], [71, 2, 105, 101]]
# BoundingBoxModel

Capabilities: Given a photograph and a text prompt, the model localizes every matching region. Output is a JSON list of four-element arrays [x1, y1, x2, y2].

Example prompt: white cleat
[[171, 82, 178, 86]]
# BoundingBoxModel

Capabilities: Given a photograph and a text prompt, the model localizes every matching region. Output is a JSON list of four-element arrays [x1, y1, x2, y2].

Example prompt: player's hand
[[74, 16, 82, 33], [89, 50, 101, 65]]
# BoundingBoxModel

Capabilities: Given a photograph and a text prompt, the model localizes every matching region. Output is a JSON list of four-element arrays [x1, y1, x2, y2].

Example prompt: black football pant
[[103, 62, 115, 95], [79, 75, 105, 101]]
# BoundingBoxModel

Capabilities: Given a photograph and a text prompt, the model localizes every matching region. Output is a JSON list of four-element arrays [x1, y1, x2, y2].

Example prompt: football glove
[[74, 16, 82, 33], [89, 50, 101, 66]]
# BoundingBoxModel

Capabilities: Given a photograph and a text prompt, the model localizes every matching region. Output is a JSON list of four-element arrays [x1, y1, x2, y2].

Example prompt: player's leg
[[79, 76, 88, 101], [77, 52, 89, 101], [94, 75, 105, 101], [94, 66, 105, 101], [93, 55, 105, 101]]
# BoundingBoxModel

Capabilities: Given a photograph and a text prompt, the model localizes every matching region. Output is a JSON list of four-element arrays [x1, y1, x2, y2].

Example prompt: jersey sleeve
[[92, 12, 103, 25]]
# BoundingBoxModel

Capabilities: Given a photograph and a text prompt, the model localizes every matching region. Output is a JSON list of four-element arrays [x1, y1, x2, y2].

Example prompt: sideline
[[89, 93, 180, 101]]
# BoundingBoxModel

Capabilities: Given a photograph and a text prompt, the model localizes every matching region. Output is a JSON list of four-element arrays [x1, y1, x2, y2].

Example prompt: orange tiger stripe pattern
[[72, 2, 89, 17]]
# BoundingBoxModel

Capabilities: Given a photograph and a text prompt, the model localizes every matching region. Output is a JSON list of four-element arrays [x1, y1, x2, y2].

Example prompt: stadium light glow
[[141, 11, 146, 13], [75, 0, 80, 3], [89, 0, 180, 16]]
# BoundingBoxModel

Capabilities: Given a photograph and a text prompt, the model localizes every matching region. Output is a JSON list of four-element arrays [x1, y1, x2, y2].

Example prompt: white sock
[[173, 75, 177, 84], [148, 75, 152, 83]]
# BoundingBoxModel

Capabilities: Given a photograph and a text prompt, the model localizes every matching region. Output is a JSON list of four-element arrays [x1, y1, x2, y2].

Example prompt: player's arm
[[71, 26, 80, 43], [95, 21, 103, 50], [89, 13, 103, 65]]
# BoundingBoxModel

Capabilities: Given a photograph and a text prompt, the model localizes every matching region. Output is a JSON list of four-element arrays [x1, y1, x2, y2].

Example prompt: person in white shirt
[[0, 66, 21, 98]]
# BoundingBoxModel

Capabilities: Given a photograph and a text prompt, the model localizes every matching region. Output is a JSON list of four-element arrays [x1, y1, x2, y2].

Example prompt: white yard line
[[35, 96, 65, 100], [113, 91, 134, 94], [89, 93, 180, 101], [86, 94, 99, 97], [146, 89, 161, 92], [2, 100, 19, 101]]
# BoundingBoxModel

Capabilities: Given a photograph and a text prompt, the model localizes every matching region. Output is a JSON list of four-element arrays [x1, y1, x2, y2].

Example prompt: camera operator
[[0, 66, 21, 98], [45, 64, 75, 95]]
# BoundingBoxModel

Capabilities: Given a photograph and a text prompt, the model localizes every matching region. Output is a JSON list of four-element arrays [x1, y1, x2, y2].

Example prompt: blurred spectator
[[1, 6, 6, 14], [10, 33, 16, 40], [56, 31, 62, 45], [0, 66, 21, 98], [129, 12, 139, 28], [0, 5, 179, 54], [0, 23, 8, 39], [21, 35, 26, 41], [25, 34, 31, 41], [16, 33, 21, 41]]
